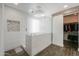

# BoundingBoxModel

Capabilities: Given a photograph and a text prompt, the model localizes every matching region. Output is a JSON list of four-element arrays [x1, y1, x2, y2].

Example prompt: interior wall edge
[[78, 13, 79, 51], [33, 43, 51, 56], [51, 16, 53, 44]]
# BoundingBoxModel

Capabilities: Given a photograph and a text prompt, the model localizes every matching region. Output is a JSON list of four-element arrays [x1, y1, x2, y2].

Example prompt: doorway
[[63, 13, 78, 55]]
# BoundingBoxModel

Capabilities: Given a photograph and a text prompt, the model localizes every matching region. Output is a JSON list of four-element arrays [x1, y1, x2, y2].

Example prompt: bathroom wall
[[52, 14, 63, 47]]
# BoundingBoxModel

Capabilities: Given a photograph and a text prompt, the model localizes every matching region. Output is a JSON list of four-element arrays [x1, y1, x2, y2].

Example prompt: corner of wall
[[78, 48, 79, 52]]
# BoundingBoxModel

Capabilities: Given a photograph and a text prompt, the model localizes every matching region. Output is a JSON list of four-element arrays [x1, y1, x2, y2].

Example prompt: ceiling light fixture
[[14, 3, 19, 5], [28, 6, 45, 17], [34, 14, 45, 17], [64, 5, 68, 8]]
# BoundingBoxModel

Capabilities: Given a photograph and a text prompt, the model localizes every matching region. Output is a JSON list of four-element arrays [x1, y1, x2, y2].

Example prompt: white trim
[[78, 48, 79, 52]]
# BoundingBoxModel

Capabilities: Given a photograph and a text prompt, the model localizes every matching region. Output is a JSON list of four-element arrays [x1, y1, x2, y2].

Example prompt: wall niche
[[7, 20, 20, 32]]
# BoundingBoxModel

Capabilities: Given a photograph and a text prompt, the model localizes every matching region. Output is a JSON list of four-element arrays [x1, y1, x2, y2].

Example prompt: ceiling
[[5, 3, 79, 16]]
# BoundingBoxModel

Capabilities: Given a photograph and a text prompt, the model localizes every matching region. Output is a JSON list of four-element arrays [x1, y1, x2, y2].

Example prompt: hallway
[[0, 3, 79, 56]]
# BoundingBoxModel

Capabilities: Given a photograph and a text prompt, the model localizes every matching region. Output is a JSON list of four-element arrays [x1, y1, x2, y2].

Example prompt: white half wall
[[52, 15, 63, 47], [25, 34, 32, 55], [32, 33, 51, 55]]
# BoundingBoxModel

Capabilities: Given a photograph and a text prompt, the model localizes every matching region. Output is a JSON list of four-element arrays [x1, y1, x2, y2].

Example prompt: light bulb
[[64, 5, 68, 8], [14, 3, 19, 5]]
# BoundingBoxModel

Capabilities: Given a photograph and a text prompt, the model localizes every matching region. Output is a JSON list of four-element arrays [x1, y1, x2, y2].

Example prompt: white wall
[[31, 16, 51, 55], [52, 15, 63, 47], [39, 17, 51, 34], [26, 16, 51, 34], [0, 4, 4, 56], [4, 5, 28, 51], [0, 4, 2, 55]]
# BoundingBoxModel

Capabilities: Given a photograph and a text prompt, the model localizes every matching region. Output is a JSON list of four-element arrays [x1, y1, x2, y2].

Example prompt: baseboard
[[52, 43, 64, 48], [78, 48, 79, 52]]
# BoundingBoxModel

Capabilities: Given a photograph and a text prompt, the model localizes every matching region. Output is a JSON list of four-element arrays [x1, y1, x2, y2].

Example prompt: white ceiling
[[5, 3, 79, 16]]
